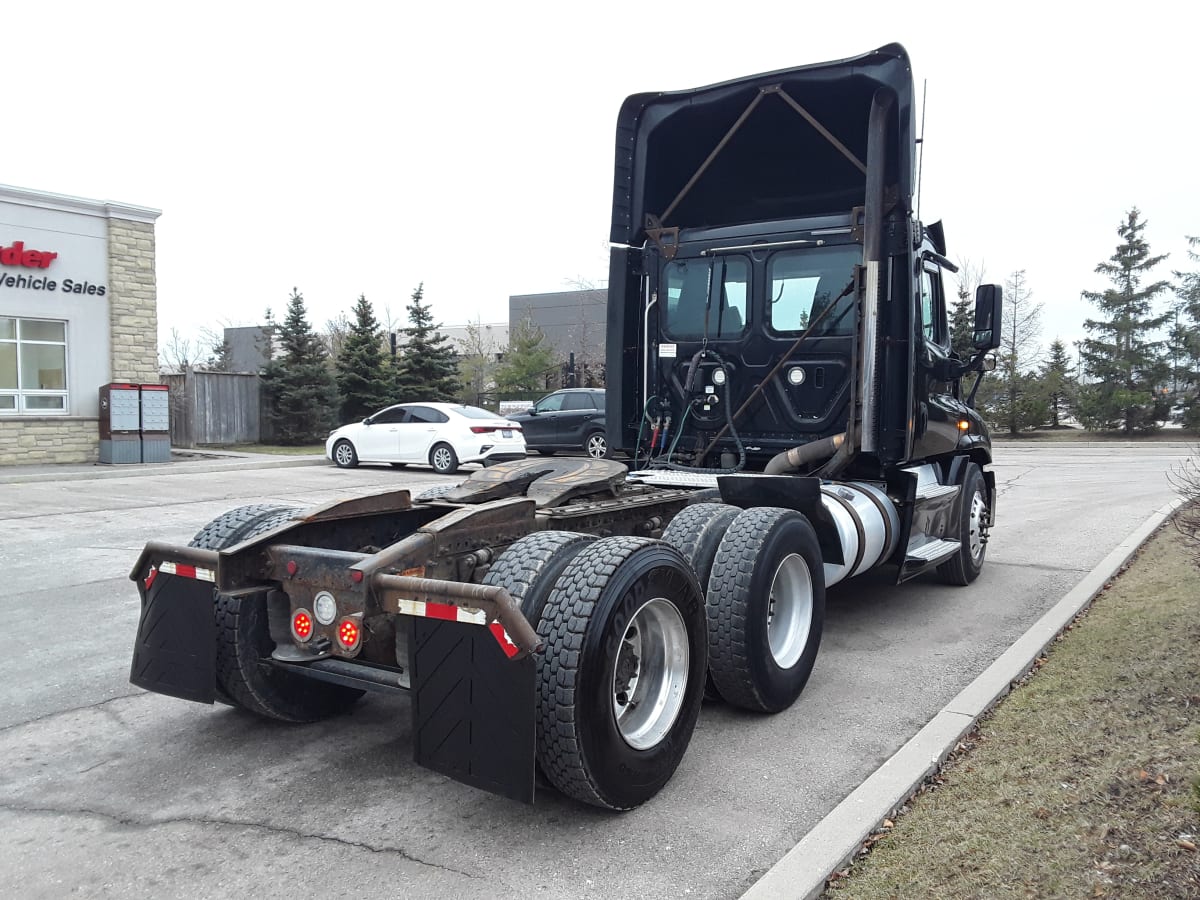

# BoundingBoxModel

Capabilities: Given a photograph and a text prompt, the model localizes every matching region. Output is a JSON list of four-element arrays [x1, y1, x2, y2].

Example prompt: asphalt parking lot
[[0, 446, 1188, 899]]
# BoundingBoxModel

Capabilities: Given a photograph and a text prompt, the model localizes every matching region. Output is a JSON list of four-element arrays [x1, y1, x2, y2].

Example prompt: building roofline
[[0, 183, 161, 223]]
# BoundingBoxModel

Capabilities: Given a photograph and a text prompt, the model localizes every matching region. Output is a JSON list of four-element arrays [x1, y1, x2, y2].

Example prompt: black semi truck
[[129, 43, 1001, 810]]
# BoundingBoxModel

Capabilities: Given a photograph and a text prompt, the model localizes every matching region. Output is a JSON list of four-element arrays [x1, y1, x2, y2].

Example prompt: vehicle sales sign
[[0, 240, 106, 296]]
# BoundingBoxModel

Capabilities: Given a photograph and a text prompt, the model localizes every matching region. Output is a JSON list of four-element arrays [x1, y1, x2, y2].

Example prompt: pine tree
[[950, 258, 987, 360], [1040, 339, 1076, 427], [1078, 208, 1171, 433], [496, 314, 556, 395], [392, 284, 460, 403], [260, 288, 339, 444], [1173, 236, 1200, 428], [335, 295, 391, 421]]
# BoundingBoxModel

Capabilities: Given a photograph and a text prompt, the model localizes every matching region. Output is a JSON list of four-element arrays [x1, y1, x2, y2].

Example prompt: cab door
[[912, 260, 965, 459]]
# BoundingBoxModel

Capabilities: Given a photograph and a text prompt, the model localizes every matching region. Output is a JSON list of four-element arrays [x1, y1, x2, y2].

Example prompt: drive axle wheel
[[707, 507, 825, 713], [937, 463, 989, 585], [662, 502, 740, 702], [190, 505, 363, 722], [535, 537, 707, 810]]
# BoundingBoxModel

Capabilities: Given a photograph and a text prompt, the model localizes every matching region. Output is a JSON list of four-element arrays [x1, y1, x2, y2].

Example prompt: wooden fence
[[164, 370, 262, 447]]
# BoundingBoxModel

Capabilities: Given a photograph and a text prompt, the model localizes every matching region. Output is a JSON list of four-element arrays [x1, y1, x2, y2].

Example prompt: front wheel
[[536, 537, 707, 810], [584, 431, 609, 459], [429, 442, 459, 474], [937, 463, 989, 585], [332, 439, 358, 468], [707, 507, 825, 713]]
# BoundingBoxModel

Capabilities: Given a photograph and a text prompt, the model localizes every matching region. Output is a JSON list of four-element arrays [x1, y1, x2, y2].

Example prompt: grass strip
[[826, 524, 1200, 899]]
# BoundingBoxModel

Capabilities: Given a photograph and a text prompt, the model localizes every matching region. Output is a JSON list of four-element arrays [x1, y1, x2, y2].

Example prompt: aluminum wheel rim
[[432, 447, 452, 470], [335, 443, 353, 466], [767, 553, 813, 669], [968, 491, 987, 561], [587, 434, 607, 458], [611, 597, 689, 750]]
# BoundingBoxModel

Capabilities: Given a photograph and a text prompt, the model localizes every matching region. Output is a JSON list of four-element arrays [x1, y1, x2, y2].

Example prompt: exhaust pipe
[[764, 433, 845, 475]]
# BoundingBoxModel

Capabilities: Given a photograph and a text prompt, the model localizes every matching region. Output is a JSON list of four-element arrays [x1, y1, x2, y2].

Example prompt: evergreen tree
[[1173, 236, 1200, 428], [260, 288, 339, 444], [1078, 208, 1171, 433], [950, 258, 987, 360], [335, 295, 391, 420], [392, 284, 460, 402], [1039, 339, 1076, 427], [496, 314, 556, 395]]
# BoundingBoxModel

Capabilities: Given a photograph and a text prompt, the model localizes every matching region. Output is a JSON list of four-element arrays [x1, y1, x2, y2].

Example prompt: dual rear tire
[[485, 532, 707, 810], [664, 503, 826, 714]]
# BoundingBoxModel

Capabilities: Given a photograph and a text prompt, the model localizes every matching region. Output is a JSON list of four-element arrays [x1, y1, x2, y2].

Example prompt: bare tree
[[321, 312, 351, 363], [456, 317, 501, 407], [159, 327, 198, 373]]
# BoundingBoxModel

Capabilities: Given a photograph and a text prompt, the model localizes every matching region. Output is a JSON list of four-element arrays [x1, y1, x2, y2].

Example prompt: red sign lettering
[[0, 241, 58, 269]]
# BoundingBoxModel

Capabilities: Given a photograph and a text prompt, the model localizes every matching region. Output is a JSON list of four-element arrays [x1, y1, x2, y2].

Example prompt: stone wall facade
[[0, 417, 100, 464], [108, 218, 159, 384]]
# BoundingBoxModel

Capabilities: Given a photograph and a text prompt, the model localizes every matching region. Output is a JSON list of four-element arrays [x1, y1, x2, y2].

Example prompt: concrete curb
[[740, 496, 1185, 900], [0, 455, 328, 484], [994, 441, 1194, 449]]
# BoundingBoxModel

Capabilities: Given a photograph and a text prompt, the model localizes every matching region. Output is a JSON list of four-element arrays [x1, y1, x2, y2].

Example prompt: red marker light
[[292, 610, 313, 641], [286, 560, 298, 576], [350, 570, 364, 584], [337, 618, 360, 650]]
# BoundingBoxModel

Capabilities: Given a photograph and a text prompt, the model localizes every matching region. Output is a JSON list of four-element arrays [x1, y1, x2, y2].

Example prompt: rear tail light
[[292, 610, 314, 642], [470, 426, 497, 434], [337, 617, 361, 650]]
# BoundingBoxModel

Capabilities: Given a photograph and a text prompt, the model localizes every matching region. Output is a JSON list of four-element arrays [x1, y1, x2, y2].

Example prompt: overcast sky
[[6, 1, 1197, 364]]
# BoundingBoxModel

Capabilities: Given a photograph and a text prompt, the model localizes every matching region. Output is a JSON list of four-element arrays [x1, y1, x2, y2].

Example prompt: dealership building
[[0, 184, 161, 465]]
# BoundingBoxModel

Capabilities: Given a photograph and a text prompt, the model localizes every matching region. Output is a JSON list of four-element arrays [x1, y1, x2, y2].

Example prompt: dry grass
[[993, 429, 1193, 442], [826, 524, 1200, 899]]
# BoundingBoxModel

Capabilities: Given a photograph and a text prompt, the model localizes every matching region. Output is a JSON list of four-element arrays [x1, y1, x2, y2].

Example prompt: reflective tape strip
[[396, 598, 487, 625], [395, 598, 519, 656], [159, 561, 216, 583]]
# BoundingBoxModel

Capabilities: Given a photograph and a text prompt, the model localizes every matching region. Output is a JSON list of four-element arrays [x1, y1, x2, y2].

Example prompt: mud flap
[[129, 573, 216, 704], [410, 618, 536, 804]]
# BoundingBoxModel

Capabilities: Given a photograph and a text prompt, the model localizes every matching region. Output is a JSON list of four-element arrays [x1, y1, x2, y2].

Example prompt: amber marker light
[[957, 420, 971, 431]]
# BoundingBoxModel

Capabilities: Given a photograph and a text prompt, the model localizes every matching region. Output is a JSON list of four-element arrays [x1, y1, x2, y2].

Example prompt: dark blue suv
[[509, 388, 608, 458]]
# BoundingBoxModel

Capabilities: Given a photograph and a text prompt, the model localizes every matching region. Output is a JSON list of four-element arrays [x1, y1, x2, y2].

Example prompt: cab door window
[[920, 265, 948, 346]]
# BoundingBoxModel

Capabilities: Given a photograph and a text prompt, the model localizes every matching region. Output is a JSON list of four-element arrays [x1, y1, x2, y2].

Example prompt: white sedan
[[326, 402, 526, 474]]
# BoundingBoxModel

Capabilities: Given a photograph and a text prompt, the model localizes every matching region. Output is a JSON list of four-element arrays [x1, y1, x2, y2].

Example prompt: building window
[[0, 317, 68, 414]]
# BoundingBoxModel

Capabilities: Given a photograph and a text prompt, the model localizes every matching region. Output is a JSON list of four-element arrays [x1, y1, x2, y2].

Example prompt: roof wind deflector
[[611, 43, 915, 246]]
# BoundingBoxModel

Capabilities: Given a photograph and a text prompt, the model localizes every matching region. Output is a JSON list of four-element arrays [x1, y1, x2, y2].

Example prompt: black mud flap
[[129, 572, 217, 704], [410, 618, 536, 804]]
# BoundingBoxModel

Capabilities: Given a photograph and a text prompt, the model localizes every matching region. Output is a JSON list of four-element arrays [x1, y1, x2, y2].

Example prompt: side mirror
[[981, 354, 997, 372], [973, 284, 1003, 351], [526, 407, 537, 416], [362, 417, 372, 425]]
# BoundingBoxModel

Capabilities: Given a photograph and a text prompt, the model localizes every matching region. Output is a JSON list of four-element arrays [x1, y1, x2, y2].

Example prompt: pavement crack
[[0, 691, 144, 735], [0, 802, 483, 879], [995, 466, 1035, 496]]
